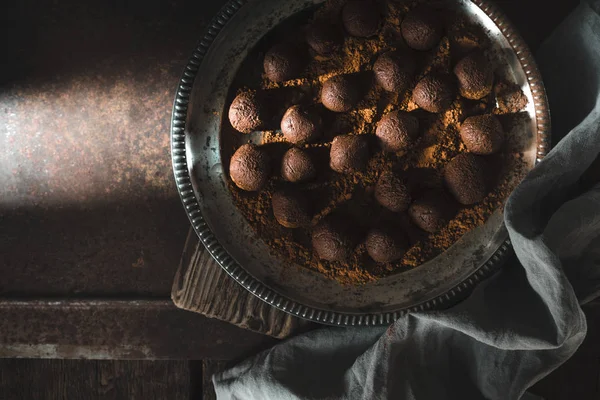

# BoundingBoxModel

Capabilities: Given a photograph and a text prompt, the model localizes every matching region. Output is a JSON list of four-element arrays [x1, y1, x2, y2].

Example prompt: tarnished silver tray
[[171, 0, 550, 326]]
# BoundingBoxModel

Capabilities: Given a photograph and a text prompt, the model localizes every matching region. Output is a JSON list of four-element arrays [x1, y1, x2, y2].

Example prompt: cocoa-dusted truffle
[[374, 170, 411, 212], [454, 51, 494, 100], [228, 91, 266, 134], [280, 105, 322, 145], [366, 226, 408, 263], [342, 0, 381, 38], [263, 43, 305, 82], [321, 75, 360, 112], [330, 134, 370, 173], [409, 191, 455, 233], [229, 144, 271, 191], [312, 215, 358, 262], [444, 153, 487, 205], [373, 50, 416, 93], [401, 7, 443, 51], [306, 20, 343, 55], [271, 190, 312, 228], [281, 147, 317, 183], [375, 111, 420, 152], [413, 74, 456, 113], [460, 114, 504, 155]]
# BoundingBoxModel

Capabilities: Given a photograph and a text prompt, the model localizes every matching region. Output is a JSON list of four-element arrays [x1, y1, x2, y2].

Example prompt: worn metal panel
[[0, 0, 227, 296], [0, 299, 276, 360]]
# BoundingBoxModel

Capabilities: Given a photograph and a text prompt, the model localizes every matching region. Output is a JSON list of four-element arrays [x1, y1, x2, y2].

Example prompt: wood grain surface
[[0, 360, 191, 400], [202, 360, 230, 400], [172, 229, 314, 339]]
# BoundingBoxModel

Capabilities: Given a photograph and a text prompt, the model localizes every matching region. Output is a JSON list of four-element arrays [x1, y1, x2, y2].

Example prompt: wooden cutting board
[[171, 229, 315, 339]]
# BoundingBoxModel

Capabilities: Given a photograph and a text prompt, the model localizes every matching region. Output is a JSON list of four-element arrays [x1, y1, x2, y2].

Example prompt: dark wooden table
[[1, 0, 595, 398]]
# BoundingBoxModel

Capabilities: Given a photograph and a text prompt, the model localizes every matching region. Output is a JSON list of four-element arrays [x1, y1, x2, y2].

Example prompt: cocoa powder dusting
[[226, 0, 529, 285]]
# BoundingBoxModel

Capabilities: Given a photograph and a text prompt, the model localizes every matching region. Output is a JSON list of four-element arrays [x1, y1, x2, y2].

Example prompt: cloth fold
[[214, 2, 600, 398]]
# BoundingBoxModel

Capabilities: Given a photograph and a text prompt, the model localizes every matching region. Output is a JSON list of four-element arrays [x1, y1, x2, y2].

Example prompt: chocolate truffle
[[366, 226, 408, 263], [228, 91, 266, 134], [272, 190, 312, 229], [444, 153, 487, 205], [306, 20, 343, 55], [375, 111, 420, 153], [281, 147, 317, 183], [409, 191, 455, 233], [321, 75, 360, 112], [454, 52, 494, 100], [413, 74, 456, 113], [401, 7, 443, 51], [330, 134, 370, 173], [280, 105, 322, 145], [229, 144, 271, 192], [374, 170, 411, 212], [342, 0, 381, 38], [263, 43, 305, 82], [373, 51, 416, 93], [460, 115, 504, 155], [312, 215, 358, 261]]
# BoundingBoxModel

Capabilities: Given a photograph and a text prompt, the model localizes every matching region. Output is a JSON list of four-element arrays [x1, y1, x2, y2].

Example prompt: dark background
[[1, 0, 596, 399]]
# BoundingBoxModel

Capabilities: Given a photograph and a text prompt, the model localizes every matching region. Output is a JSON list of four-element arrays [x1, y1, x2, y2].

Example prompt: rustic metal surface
[[172, 0, 551, 326], [0, 299, 276, 360], [0, 0, 580, 359], [0, 0, 226, 296]]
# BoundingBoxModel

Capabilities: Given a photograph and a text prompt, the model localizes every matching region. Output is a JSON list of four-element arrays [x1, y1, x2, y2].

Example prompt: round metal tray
[[171, 0, 550, 326]]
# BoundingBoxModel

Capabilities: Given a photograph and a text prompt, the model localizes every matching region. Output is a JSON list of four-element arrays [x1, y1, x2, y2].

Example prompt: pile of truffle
[[227, 0, 505, 266]]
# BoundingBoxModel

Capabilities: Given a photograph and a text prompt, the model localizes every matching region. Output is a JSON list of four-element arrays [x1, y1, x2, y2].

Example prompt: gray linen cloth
[[214, 2, 600, 398]]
